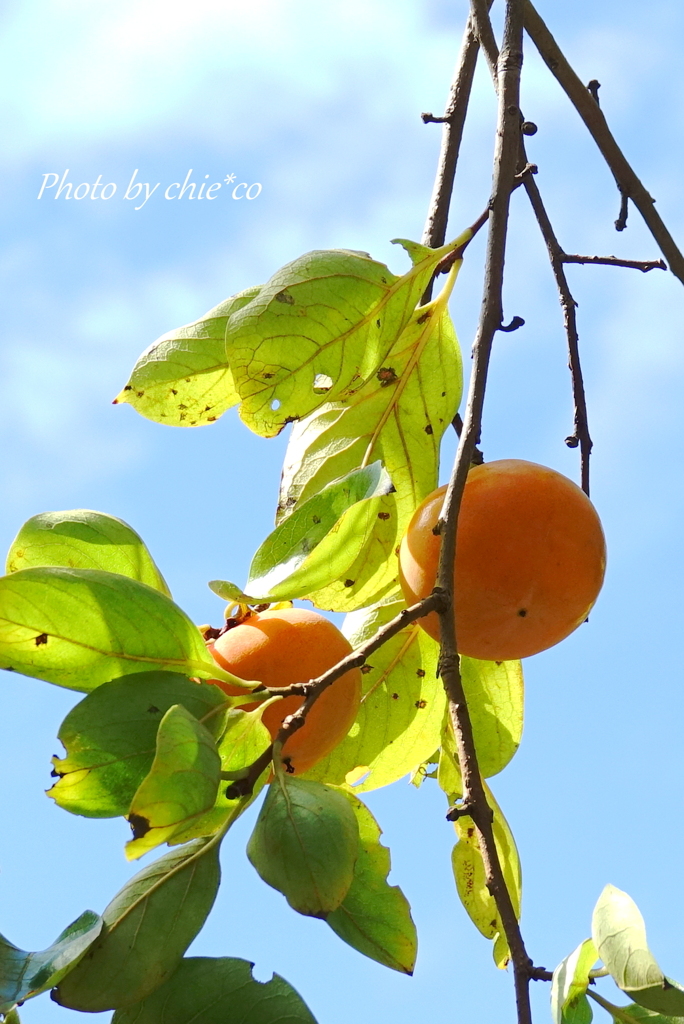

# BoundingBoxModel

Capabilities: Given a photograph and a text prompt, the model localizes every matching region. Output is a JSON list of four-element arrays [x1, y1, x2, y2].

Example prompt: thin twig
[[436, 4, 537, 1023], [224, 591, 446, 798], [523, 0, 684, 286], [420, 1, 493, 302], [561, 253, 666, 272], [523, 173, 593, 494]]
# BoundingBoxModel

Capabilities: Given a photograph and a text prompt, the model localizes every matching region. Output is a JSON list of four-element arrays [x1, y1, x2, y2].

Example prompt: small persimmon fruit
[[208, 607, 361, 774], [398, 459, 606, 661]]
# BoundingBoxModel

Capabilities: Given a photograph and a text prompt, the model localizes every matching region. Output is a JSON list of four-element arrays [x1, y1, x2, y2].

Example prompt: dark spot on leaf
[[204, 405, 212, 411], [417, 311, 431, 324], [467, 826, 475, 838], [490, 919, 497, 929], [344, 579, 355, 587], [376, 366, 397, 387], [517, 608, 527, 617], [170, 388, 178, 395], [416, 668, 426, 677], [35, 633, 48, 646], [414, 699, 427, 709], [391, 693, 399, 700], [495, 660, 502, 666], [424, 424, 433, 435], [381, 277, 388, 284], [262, 372, 274, 379], [207, 416, 217, 422], [123, 385, 132, 392], [283, 415, 300, 425], [441, 391, 446, 397], [275, 290, 295, 304], [185, 378, 191, 383], [283, 756, 295, 774], [376, 319, 381, 328], [179, 413, 186, 421], [178, 403, 188, 410], [5, 665, 14, 671], [361, 664, 373, 674], [128, 812, 151, 840], [312, 515, 321, 524], [147, 705, 160, 714], [378, 511, 390, 520]]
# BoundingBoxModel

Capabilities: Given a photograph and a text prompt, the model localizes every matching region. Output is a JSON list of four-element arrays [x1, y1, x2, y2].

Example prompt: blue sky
[[2, 2, 684, 1022]]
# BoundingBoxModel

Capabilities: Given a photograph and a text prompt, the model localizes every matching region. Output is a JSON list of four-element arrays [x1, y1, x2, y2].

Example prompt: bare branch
[[523, 0, 684, 285], [436, 3, 537, 1022], [561, 253, 666, 273]]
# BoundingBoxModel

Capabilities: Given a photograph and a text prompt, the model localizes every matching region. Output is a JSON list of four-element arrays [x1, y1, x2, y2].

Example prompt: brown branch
[[523, 173, 593, 494], [523, 0, 684, 286], [436, 4, 536, 1023], [561, 253, 666, 273], [420, 1, 494, 303], [224, 591, 446, 799]]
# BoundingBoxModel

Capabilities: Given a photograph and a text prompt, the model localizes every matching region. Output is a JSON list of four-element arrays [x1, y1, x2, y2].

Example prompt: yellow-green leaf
[[551, 939, 599, 1024], [226, 239, 463, 438], [302, 596, 445, 792], [6, 510, 170, 596], [125, 705, 222, 859], [0, 567, 247, 692], [113, 287, 259, 426]]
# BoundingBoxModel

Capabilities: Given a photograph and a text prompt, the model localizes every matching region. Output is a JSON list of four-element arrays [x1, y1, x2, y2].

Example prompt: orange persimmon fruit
[[208, 607, 361, 774], [398, 459, 606, 661]]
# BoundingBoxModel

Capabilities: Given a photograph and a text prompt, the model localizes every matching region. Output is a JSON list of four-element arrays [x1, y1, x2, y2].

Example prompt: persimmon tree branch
[[523, 0, 684, 286], [434, 4, 540, 1024]]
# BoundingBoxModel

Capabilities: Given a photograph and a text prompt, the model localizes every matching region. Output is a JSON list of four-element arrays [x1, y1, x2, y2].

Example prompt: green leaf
[[53, 837, 221, 1012], [607, 1005, 684, 1024], [551, 939, 598, 1024], [111, 957, 318, 1024], [0, 566, 243, 691], [0, 911, 102, 1014], [278, 284, 462, 611], [592, 885, 684, 1016], [449, 782, 521, 950], [326, 791, 416, 974], [6, 510, 170, 596], [247, 775, 359, 918], [167, 707, 271, 845], [227, 462, 393, 602], [113, 287, 259, 426], [125, 705, 222, 859], [3, 1008, 21, 1024], [49, 672, 228, 818], [226, 239, 462, 437], [302, 596, 445, 792]]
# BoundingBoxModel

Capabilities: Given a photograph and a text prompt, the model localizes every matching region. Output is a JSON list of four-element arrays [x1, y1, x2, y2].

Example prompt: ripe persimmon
[[208, 607, 361, 774], [398, 459, 606, 661]]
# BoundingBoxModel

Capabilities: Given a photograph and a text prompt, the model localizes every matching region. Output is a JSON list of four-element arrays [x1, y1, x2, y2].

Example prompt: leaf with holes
[[111, 957, 318, 1024], [225, 236, 466, 437], [0, 567, 248, 691], [592, 886, 684, 1016], [551, 939, 598, 1024], [449, 781, 521, 968], [53, 838, 221, 1012], [326, 791, 416, 974], [49, 671, 229, 818], [113, 287, 259, 426], [6, 510, 170, 595], [277, 280, 462, 612], [247, 776, 359, 918], [210, 462, 392, 603], [302, 595, 444, 791], [0, 911, 102, 1015], [168, 708, 271, 845], [125, 705, 221, 859]]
